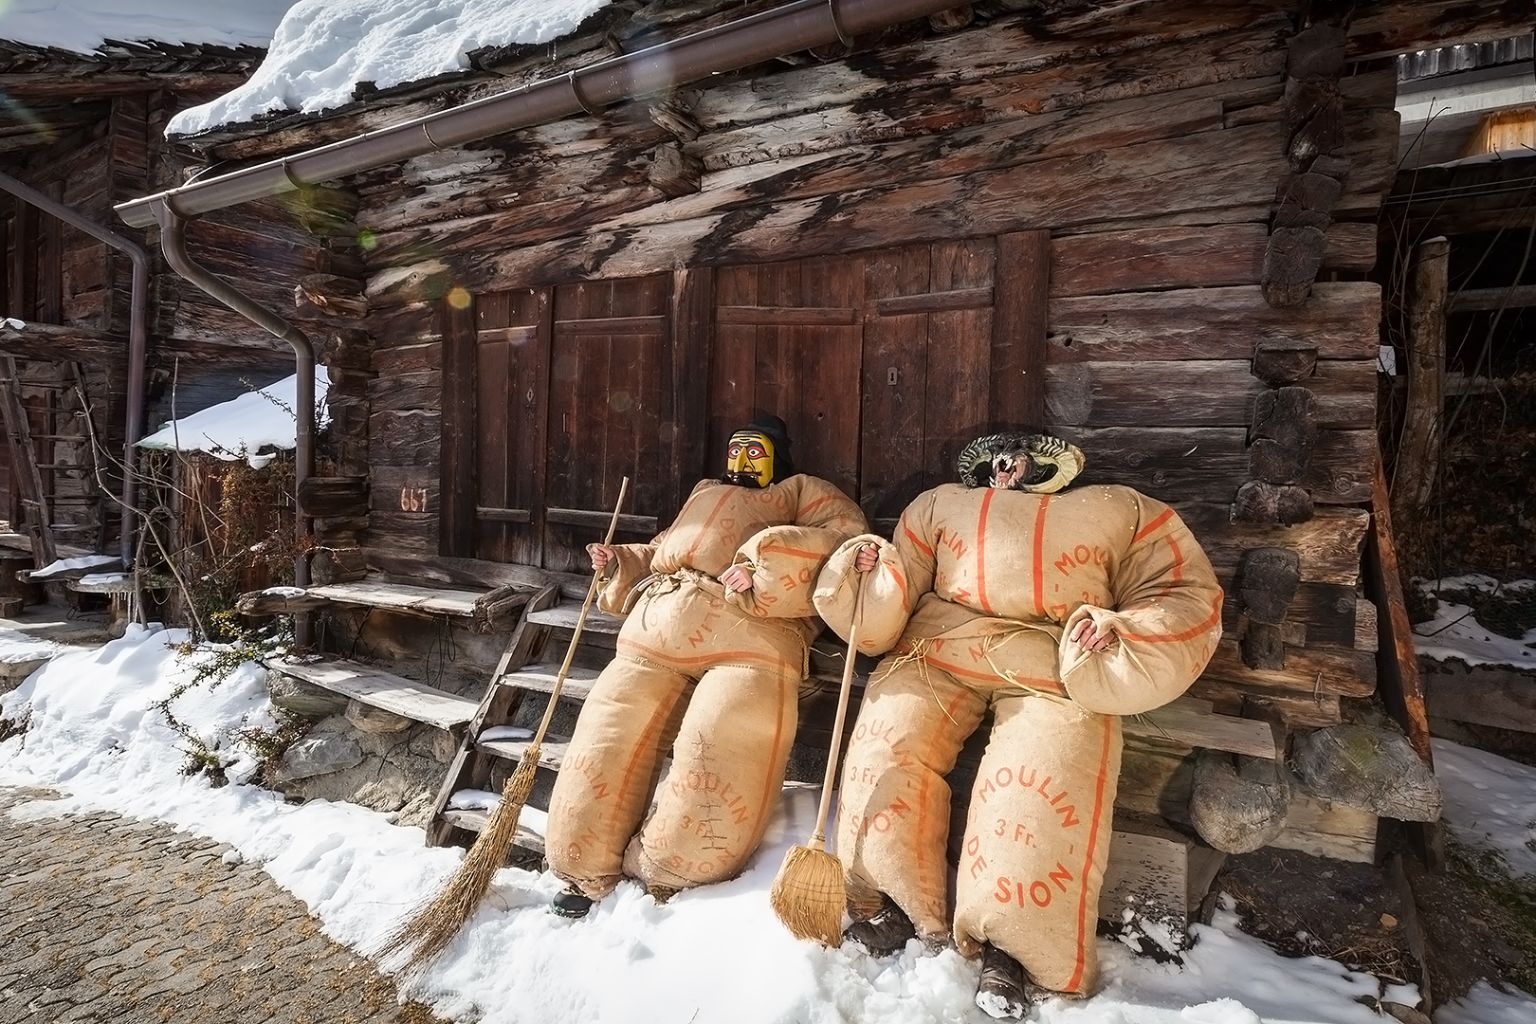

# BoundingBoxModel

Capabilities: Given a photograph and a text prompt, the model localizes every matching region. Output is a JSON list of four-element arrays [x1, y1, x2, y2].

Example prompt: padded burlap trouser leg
[[546, 656, 690, 899], [625, 661, 800, 891], [952, 692, 1122, 995], [834, 658, 988, 941]]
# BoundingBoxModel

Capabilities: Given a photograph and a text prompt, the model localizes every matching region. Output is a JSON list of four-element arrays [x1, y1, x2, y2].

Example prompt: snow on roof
[[137, 368, 330, 464], [0, 1, 292, 56], [167, 0, 613, 137]]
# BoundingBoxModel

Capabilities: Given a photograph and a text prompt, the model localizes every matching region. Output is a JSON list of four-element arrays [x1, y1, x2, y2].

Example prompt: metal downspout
[[150, 201, 315, 641], [0, 170, 148, 567]]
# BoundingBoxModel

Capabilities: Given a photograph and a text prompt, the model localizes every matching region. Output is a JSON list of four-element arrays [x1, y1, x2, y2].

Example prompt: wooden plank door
[[542, 275, 671, 571], [471, 287, 552, 566], [708, 255, 865, 498], [859, 238, 1000, 526]]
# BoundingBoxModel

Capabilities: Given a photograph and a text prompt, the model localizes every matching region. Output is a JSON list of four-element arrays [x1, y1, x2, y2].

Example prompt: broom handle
[[810, 576, 863, 846], [526, 476, 630, 750]]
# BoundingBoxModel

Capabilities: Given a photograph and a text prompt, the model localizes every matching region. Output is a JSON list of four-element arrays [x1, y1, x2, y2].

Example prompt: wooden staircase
[[0, 357, 108, 571]]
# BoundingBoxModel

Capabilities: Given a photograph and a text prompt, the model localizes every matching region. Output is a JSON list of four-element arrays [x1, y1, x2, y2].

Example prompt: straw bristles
[[376, 751, 541, 972], [769, 842, 846, 947]]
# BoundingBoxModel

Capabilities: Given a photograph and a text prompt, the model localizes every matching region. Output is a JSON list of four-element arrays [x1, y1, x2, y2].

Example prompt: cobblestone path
[[0, 786, 451, 1024]]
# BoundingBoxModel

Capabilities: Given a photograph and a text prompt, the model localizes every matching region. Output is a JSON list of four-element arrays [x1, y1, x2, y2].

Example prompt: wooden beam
[[0, 322, 127, 364], [1447, 282, 1536, 313], [668, 266, 713, 516], [1394, 237, 1448, 511], [991, 229, 1050, 430], [440, 296, 476, 558], [1348, 0, 1536, 62]]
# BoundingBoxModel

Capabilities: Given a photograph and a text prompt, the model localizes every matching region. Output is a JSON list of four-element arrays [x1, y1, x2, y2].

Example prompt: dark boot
[[550, 884, 594, 920], [974, 943, 1032, 1020], [843, 895, 917, 956]]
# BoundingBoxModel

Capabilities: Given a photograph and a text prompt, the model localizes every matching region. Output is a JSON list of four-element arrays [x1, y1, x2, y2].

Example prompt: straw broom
[[769, 577, 863, 946], [381, 477, 630, 971]]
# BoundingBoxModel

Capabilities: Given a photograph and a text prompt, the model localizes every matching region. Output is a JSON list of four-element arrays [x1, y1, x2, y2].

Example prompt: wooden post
[[1368, 454, 1433, 764], [1394, 237, 1449, 511], [439, 295, 477, 558]]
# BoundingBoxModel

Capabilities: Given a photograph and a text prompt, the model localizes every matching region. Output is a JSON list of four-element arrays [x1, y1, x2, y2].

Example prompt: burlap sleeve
[[1058, 493, 1224, 716], [812, 492, 937, 655], [588, 540, 661, 616], [727, 477, 868, 619]]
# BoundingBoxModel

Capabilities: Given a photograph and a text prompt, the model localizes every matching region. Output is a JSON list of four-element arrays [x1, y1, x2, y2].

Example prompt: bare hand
[[854, 544, 879, 573], [590, 545, 615, 574], [1070, 617, 1117, 653], [720, 564, 754, 594]]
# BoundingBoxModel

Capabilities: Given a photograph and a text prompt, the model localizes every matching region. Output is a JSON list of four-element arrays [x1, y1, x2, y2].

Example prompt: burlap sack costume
[[546, 474, 865, 898], [815, 481, 1221, 994]]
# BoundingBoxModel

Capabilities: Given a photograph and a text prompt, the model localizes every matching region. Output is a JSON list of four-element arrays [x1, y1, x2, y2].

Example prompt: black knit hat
[[739, 414, 795, 481]]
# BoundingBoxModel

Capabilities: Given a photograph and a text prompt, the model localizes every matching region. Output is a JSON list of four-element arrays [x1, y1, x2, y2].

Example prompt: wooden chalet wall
[[277, 0, 1393, 741], [160, 0, 1530, 859]]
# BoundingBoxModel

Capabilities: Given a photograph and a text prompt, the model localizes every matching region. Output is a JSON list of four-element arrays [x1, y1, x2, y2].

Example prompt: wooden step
[[29, 434, 86, 442], [524, 604, 624, 635], [269, 657, 478, 731], [475, 733, 571, 770], [439, 808, 546, 854], [500, 662, 603, 701]]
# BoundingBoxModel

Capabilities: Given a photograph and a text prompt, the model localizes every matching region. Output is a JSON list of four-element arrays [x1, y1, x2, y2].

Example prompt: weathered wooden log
[[1240, 622, 1286, 671], [471, 583, 531, 634], [1251, 341, 1318, 386], [648, 96, 702, 142], [930, 5, 975, 33], [1233, 481, 1314, 525], [648, 142, 703, 198], [1290, 724, 1442, 822], [1262, 226, 1327, 307], [236, 588, 331, 616], [297, 475, 368, 518], [1237, 547, 1301, 626], [296, 273, 368, 319], [1190, 749, 1292, 854], [1249, 385, 1318, 484], [1393, 237, 1448, 511]]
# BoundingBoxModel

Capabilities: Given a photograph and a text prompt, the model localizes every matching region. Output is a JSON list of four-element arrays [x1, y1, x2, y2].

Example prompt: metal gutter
[[116, 0, 963, 226], [150, 202, 316, 608], [0, 171, 148, 567]]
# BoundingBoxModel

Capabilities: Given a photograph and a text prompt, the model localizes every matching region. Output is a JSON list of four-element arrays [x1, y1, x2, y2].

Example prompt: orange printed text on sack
[[565, 752, 613, 800], [991, 863, 1077, 908], [667, 770, 752, 826], [686, 607, 726, 648], [974, 765, 1081, 829], [846, 796, 914, 836], [1054, 545, 1109, 575]]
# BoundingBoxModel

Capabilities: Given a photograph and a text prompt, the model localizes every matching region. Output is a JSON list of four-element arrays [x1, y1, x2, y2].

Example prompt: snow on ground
[[168, 0, 613, 136], [137, 367, 329, 465], [1436, 982, 1536, 1024], [29, 553, 119, 579], [1, 627, 1420, 1024], [1412, 576, 1536, 669], [0, 625, 56, 666], [1432, 738, 1536, 881], [0, 1, 292, 55]]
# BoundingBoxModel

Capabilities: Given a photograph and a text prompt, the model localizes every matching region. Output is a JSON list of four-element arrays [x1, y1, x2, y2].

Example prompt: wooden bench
[[238, 576, 533, 634]]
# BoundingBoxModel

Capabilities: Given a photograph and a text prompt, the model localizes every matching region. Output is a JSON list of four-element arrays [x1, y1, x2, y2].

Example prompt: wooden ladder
[[425, 584, 610, 851], [0, 356, 57, 566]]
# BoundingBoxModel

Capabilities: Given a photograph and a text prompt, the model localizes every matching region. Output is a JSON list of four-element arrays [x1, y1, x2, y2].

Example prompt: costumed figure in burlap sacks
[[545, 416, 866, 918], [813, 432, 1223, 1018]]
